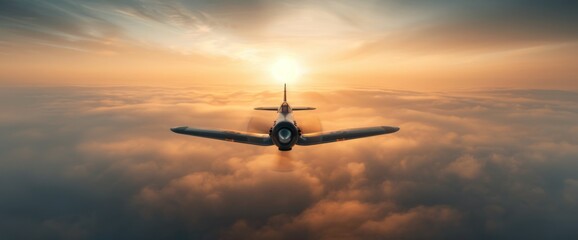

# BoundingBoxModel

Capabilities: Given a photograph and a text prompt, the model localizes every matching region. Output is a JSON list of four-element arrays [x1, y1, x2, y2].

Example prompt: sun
[[270, 57, 302, 84]]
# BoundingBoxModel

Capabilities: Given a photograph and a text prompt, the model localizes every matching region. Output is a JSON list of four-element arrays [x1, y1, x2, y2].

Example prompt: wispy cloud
[[1, 1, 578, 89], [3, 0, 577, 61]]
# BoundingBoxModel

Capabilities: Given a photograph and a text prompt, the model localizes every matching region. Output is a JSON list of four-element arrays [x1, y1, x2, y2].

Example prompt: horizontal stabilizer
[[292, 107, 316, 111], [297, 126, 399, 146], [171, 126, 273, 146], [254, 106, 316, 111], [254, 107, 278, 111]]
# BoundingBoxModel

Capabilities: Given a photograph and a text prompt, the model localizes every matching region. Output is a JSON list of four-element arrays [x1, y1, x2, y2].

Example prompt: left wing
[[171, 126, 273, 146], [297, 126, 399, 146]]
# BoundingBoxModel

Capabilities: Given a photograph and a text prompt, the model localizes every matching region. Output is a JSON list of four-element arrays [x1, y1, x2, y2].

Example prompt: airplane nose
[[278, 128, 292, 143]]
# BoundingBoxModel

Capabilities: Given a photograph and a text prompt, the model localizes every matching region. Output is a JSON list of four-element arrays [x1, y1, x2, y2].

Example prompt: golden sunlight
[[270, 57, 302, 84]]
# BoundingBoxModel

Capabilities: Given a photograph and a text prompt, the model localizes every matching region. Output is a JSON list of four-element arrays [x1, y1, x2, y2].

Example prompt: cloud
[[3, 0, 577, 60], [2, 1, 577, 90], [445, 155, 483, 180], [1, 86, 578, 239]]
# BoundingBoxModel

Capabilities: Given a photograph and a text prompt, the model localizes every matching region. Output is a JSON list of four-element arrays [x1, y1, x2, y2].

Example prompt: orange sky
[[1, 1, 577, 90]]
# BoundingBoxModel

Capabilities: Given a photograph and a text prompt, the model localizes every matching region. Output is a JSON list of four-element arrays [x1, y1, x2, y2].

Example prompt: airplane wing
[[171, 126, 274, 146], [292, 107, 316, 111], [254, 107, 278, 111], [297, 126, 399, 146]]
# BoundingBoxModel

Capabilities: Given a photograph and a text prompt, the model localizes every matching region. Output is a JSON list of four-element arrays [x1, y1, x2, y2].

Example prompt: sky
[[1, 1, 578, 240], [1, 0, 578, 89]]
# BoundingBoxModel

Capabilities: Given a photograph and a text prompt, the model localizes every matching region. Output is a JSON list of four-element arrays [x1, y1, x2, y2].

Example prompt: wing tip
[[170, 126, 188, 133], [382, 126, 400, 133]]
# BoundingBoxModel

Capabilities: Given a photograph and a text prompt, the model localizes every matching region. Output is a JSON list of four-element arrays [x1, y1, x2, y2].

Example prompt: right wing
[[297, 126, 399, 146], [171, 126, 273, 146]]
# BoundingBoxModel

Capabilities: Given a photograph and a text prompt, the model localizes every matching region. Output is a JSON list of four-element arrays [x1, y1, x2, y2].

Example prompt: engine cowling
[[271, 121, 299, 151]]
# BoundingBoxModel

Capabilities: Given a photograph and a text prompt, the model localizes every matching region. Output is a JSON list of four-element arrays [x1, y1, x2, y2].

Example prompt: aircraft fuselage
[[270, 102, 299, 151]]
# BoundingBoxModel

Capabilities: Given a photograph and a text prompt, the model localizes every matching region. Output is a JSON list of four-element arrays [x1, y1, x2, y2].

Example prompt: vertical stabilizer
[[283, 83, 287, 102]]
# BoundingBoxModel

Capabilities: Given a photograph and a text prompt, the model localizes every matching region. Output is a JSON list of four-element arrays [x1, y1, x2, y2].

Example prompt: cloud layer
[[1, 86, 578, 239]]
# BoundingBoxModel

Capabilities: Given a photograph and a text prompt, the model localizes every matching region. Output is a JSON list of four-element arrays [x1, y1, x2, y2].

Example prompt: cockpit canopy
[[279, 102, 292, 113]]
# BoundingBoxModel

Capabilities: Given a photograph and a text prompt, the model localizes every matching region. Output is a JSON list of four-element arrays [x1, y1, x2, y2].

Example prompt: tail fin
[[283, 83, 287, 102]]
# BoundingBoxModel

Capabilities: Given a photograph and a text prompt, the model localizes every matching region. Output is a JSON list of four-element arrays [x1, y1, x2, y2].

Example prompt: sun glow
[[271, 57, 302, 84]]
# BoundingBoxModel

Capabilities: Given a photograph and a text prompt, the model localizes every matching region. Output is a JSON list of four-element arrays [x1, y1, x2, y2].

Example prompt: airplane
[[171, 84, 399, 151]]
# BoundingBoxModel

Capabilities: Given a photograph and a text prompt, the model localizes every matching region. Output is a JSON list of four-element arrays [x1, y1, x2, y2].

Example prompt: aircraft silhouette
[[171, 84, 399, 151]]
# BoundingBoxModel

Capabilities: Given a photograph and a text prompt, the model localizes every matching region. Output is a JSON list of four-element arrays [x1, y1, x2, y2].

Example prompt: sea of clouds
[[1, 86, 577, 239]]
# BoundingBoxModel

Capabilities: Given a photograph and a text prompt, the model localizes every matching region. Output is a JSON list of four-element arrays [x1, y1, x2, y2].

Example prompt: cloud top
[[1, 86, 578, 239]]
